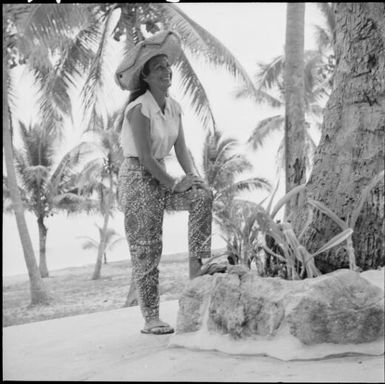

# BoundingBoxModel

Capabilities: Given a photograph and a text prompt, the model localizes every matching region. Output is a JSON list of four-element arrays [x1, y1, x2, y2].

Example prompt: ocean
[[2, 210, 226, 277]]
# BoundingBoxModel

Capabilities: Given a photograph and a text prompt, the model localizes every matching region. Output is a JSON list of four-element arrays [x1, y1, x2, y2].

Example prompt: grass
[[2, 252, 192, 327]]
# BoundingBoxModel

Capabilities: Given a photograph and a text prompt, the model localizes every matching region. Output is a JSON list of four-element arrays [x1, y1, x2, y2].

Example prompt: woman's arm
[[174, 118, 196, 176], [174, 118, 210, 192], [129, 104, 175, 188]]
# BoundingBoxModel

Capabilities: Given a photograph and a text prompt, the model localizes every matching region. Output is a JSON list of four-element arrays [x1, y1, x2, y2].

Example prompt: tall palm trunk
[[3, 58, 50, 305], [92, 177, 114, 280], [295, 3, 385, 272], [37, 216, 49, 278], [284, 3, 306, 218]]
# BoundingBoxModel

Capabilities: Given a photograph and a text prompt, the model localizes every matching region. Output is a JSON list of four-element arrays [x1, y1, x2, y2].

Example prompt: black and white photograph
[[3, 2, 384, 382]]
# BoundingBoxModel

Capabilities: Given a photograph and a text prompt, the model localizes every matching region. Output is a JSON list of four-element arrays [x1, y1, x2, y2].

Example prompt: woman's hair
[[127, 54, 171, 104], [116, 54, 171, 132], [127, 59, 152, 104]]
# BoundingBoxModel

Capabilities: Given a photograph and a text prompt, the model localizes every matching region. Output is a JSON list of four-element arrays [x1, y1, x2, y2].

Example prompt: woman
[[115, 31, 213, 335]]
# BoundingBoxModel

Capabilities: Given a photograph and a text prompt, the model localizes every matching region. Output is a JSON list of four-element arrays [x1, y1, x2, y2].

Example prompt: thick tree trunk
[[296, 3, 385, 273], [3, 58, 50, 305], [284, 3, 306, 219], [37, 216, 49, 278]]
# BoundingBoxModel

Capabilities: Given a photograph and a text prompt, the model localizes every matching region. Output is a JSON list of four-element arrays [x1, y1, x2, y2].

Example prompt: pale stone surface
[[3, 271, 384, 381], [175, 268, 384, 345], [3, 299, 384, 381]]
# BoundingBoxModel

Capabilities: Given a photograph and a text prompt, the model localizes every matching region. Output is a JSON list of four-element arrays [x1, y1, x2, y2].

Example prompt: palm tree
[[77, 224, 125, 265], [236, 51, 327, 176], [3, 62, 50, 304], [235, 3, 337, 183], [79, 3, 259, 132], [76, 114, 123, 280], [4, 3, 109, 304], [294, 3, 385, 273], [198, 129, 271, 233], [3, 4, 70, 304], [284, 2, 306, 218], [4, 121, 87, 278], [4, 3, 258, 301]]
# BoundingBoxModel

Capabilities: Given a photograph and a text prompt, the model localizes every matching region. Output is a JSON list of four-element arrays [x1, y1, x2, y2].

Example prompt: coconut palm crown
[[4, 121, 87, 277]]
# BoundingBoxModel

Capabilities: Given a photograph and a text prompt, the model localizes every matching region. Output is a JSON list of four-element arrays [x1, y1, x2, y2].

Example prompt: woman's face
[[143, 55, 172, 92]]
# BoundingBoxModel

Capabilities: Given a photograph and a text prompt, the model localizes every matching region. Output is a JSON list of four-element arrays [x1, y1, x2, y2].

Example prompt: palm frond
[[274, 136, 285, 176], [49, 141, 93, 197], [160, 4, 259, 98], [233, 84, 282, 107], [175, 50, 216, 131], [313, 24, 332, 53], [216, 177, 272, 200], [76, 158, 105, 193], [315, 3, 336, 47], [255, 55, 284, 90], [108, 236, 126, 251], [80, 9, 114, 121], [53, 193, 99, 214], [247, 115, 284, 150], [20, 5, 91, 59], [77, 236, 98, 250]]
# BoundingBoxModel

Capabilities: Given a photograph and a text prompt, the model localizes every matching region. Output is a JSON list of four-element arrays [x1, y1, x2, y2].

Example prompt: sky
[[4, 3, 328, 276]]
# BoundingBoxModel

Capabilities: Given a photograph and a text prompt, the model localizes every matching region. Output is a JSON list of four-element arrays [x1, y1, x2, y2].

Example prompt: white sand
[[3, 269, 384, 382]]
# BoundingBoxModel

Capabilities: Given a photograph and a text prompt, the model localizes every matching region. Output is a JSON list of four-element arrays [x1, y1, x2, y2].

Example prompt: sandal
[[141, 324, 175, 335]]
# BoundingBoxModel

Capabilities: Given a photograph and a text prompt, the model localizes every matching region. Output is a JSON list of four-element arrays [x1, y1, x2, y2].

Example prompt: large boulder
[[176, 266, 384, 345]]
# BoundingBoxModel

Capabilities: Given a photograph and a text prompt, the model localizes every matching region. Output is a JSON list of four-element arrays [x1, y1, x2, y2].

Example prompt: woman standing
[[115, 31, 213, 335]]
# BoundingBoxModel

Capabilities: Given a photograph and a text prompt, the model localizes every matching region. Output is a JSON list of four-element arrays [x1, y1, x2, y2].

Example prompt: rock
[[207, 273, 244, 338], [176, 275, 213, 333], [287, 269, 384, 344], [175, 269, 384, 345]]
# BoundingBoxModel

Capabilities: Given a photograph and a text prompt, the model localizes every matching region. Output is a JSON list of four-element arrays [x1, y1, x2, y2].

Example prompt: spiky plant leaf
[[350, 170, 385, 229], [308, 198, 347, 230], [271, 184, 306, 219], [311, 228, 354, 258]]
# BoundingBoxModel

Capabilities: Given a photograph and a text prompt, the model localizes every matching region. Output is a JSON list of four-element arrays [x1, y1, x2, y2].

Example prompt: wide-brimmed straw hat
[[115, 30, 182, 91]]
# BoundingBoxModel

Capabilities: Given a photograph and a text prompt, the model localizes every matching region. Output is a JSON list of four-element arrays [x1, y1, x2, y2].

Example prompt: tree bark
[[92, 177, 114, 280], [37, 216, 49, 278], [296, 3, 385, 272], [92, 210, 110, 280], [284, 3, 306, 219], [3, 57, 50, 305]]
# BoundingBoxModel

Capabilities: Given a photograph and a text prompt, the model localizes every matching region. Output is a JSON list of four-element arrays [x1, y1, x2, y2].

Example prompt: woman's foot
[[141, 319, 174, 335], [189, 258, 203, 279]]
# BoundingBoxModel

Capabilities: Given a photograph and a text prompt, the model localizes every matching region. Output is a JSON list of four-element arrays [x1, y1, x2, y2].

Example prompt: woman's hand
[[173, 175, 210, 193]]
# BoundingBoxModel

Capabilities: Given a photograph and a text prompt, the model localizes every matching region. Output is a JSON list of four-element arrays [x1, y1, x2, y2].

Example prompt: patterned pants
[[118, 157, 213, 321]]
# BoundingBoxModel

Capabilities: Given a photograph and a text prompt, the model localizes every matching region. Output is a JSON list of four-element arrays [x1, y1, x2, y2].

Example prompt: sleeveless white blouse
[[120, 90, 182, 159]]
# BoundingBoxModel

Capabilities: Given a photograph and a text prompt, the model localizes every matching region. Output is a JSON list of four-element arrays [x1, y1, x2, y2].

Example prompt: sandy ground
[[3, 299, 384, 382]]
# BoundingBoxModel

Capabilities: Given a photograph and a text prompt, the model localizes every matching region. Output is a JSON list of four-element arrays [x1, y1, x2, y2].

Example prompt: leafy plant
[[213, 183, 355, 280]]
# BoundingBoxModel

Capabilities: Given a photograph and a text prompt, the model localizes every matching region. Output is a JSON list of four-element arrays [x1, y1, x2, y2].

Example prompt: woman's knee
[[193, 187, 213, 206]]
